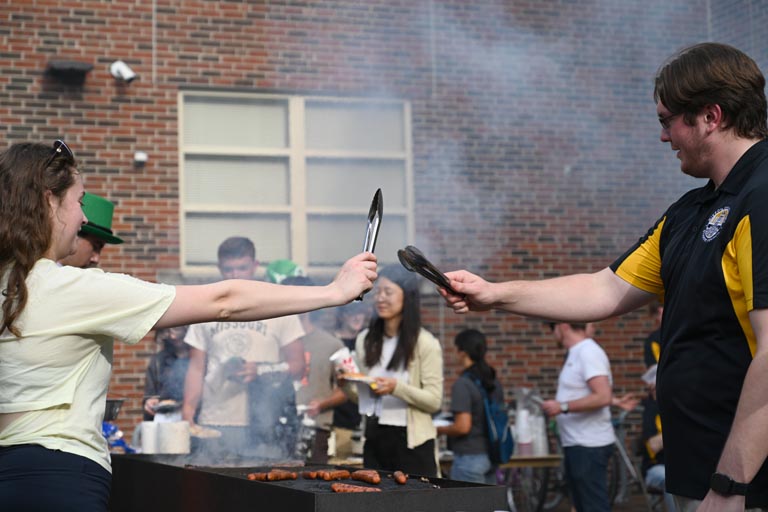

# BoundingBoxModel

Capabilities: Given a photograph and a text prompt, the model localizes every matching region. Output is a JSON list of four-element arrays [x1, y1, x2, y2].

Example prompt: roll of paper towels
[[158, 421, 190, 454], [140, 421, 158, 454], [516, 409, 532, 443], [516, 409, 534, 455]]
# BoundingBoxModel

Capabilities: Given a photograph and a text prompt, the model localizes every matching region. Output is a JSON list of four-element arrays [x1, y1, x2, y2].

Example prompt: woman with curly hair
[[0, 140, 377, 511]]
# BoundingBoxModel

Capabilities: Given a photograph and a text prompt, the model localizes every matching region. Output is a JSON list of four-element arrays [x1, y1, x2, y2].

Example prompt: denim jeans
[[450, 452, 496, 485], [563, 444, 614, 512], [645, 464, 678, 512], [0, 444, 111, 512]]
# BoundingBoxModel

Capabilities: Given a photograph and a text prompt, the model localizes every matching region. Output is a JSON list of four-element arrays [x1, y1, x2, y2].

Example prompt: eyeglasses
[[658, 112, 681, 131], [43, 139, 74, 169], [372, 287, 398, 299]]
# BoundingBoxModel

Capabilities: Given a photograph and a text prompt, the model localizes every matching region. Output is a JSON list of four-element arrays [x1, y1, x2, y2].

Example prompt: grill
[[110, 454, 507, 512]]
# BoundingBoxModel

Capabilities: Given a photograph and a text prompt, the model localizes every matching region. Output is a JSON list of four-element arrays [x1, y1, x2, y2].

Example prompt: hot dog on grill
[[331, 482, 382, 493], [267, 469, 298, 481], [351, 469, 381, 485], [320, 469, 351, 481], [247, 469, 297, 481], [302, 470, 318, 479], [393, 471, 408, 485]]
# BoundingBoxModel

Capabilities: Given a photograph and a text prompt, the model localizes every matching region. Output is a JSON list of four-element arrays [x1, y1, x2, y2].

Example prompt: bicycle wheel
[[540, 462, 567, 511], [505, 466, 550, 512]]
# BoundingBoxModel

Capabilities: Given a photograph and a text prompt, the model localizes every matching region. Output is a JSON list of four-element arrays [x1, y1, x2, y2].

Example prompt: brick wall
[[0, 0, 762, 436]]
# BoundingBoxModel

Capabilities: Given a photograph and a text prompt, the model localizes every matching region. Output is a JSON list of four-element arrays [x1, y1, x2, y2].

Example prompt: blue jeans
[[0, 444, 111, 512], [645, 464, 678, 512], [450, 452, 496, 484], [563, 444, 614, 512]]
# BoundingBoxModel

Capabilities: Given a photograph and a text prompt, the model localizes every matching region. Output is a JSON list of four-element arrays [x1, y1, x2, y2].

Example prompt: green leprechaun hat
[[80, 192, 124, 244]]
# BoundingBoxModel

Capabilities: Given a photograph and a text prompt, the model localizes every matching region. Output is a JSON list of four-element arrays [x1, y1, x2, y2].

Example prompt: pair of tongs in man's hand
[[356, 189, 460, 298], [397, 245, 461, 296]]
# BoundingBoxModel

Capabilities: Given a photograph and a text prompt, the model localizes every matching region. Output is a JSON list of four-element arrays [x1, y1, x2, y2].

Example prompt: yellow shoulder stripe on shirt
[[722, 215, 757, 357], [614, 217, 665, 296]]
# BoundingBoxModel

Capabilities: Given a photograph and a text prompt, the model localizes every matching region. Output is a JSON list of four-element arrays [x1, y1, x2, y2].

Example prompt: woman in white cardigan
[[345, 265, 443, 476]]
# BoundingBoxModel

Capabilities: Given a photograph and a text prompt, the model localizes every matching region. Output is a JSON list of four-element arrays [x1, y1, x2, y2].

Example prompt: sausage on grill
[[267, 469, 297, 481], [393, 471, 408, 485], [320, 469, 351, 481], [351, 469, 381, 485], [331, 482, 382, 493], [247, 469, 297, 481]]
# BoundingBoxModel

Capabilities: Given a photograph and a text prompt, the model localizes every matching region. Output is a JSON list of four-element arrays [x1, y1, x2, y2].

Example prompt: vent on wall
[[46, 60, 94, 86]]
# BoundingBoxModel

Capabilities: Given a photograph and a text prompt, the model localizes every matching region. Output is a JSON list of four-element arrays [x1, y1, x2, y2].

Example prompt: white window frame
[[178, 90, 414, 276]]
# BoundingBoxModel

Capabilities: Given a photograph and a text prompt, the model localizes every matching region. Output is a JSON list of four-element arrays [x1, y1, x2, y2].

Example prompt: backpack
[[467, 375, 514, 464]]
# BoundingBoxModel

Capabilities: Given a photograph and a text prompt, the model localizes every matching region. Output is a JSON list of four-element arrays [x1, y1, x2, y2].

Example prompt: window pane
[[185, 155, 289, 206], [185, 213, 290, 266], [183, 96, 288, 148], [305, 101, 404, 152], [308, 214, 405, 266], [306, 159, 406, 209]]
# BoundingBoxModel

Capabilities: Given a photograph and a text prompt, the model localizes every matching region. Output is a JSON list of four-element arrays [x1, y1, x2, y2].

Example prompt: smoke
[[405, 0, 713, 272]]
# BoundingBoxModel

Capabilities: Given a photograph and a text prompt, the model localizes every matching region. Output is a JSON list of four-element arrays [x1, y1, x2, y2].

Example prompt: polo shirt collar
[[714, 138, 768, 196]]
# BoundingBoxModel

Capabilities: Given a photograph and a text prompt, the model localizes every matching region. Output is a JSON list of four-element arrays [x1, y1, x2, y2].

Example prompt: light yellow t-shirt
[[0, 259, 176, 472], [184, 315, 305, 426]]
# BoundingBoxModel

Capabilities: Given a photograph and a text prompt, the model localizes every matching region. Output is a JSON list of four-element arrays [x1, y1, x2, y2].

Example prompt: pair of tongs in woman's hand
[[397, 245, 461, 296]]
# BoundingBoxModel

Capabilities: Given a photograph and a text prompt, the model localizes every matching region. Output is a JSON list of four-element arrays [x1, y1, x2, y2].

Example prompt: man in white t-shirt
[[542, 322, 615, 512], [182, 237, 305, 459]]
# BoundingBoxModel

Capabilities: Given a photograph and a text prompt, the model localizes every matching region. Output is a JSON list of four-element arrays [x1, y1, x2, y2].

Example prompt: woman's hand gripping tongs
[[397, 245, 463, 297]]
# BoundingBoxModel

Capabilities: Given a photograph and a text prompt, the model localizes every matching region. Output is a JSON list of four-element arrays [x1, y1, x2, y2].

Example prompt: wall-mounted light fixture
[[110, 60, 138, 83], [133, 151, 148, 168]]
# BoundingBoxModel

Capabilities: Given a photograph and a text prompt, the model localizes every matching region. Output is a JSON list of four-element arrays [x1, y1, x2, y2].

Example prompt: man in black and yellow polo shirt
[[440, 42, 768, 512]]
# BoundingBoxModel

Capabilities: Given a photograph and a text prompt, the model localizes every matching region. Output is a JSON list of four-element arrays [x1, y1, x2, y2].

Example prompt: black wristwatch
[[710, 472, 749, 496]]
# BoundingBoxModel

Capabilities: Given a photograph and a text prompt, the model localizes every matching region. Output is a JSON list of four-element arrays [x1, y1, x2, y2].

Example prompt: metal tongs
[[357, 188, 383, 300], [397, 245, 461, 296], [362, 188, 383, 254]]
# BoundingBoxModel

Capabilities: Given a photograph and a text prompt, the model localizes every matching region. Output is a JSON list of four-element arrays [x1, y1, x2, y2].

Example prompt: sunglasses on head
[[43, 139, 74, 169]]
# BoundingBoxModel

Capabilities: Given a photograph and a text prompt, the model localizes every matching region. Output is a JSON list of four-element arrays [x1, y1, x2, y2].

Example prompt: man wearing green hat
[[265, 259, 304, 284], [59, 192, 123, 269]]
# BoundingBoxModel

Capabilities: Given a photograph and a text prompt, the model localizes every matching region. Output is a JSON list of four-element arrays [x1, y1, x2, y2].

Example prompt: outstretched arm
[[441, 267, 653, 322], [155, 252, 377, 329]]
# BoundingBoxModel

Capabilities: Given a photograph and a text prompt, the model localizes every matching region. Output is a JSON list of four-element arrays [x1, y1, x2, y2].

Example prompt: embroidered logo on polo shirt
[[702, 207, 730, 242]]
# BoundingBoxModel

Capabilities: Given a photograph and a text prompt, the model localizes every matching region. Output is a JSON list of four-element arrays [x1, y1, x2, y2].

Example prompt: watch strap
[[710, 472, 749, 496]]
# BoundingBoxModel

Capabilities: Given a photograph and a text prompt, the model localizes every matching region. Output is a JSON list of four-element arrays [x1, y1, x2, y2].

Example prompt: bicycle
[[506, 408, 649, 512], [502, 458, 551, 512]]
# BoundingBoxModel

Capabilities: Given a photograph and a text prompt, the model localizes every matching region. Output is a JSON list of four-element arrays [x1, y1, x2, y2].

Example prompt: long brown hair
[[0, 142, 77, 336], [364, 265, 421, 370]]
